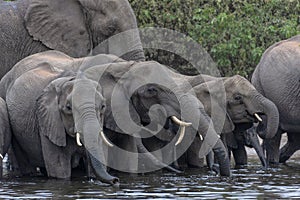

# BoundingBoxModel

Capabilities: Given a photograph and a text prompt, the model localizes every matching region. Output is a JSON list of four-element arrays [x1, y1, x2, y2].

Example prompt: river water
[[1, 137, 300, 199]]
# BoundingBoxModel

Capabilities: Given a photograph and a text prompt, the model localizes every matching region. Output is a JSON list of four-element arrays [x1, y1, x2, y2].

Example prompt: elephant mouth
[[255, 114, 268, 136]]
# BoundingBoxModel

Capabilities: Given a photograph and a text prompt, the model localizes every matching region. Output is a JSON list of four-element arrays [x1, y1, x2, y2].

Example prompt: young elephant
[[0, 98, 12, 178], [3, 65, 119, 185]]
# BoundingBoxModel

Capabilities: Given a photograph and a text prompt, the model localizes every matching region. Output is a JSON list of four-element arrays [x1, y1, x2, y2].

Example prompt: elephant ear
[[25, 0, 91, 57], [36, 77, 74, 147]]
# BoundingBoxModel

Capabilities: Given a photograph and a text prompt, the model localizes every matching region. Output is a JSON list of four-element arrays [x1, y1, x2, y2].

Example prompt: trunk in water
[[82, 114, 119, 186], [179, 94, 231, 176]]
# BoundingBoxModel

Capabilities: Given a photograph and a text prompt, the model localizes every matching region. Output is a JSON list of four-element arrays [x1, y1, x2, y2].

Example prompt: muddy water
[[1, 135, 300, 199], [0, 156, 299, 199]]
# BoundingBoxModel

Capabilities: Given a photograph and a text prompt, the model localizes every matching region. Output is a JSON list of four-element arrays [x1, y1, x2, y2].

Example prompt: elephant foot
[[209, 164, 220, 175], [279, 142, 297, 164]]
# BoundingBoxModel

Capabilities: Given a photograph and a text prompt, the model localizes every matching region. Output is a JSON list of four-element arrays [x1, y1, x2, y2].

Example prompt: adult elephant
[[193, 75, 277, 168], [251, 35, 300, 164], [0, 0, 144, 79], [3, 66, 120, 186], [0, 50, 230, 176]]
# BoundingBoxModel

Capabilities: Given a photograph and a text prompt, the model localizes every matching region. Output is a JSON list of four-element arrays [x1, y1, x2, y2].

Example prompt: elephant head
[[25, 0, 145, 61], [194, 75, 279, 139], [37, 73, 118, 186]]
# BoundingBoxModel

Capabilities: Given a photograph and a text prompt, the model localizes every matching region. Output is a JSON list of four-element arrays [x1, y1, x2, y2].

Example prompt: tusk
[[171, 116, 192, 127], [254, 113, 263, 122], [199, 132, 203, 141], [76, 133, 83, 147], [175, 126, 186, 146], [0, 154, 3, 159], [100, 131, 114, 147]]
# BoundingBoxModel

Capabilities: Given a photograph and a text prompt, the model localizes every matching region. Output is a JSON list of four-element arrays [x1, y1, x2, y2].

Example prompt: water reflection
[[0, 156, 300, 199]]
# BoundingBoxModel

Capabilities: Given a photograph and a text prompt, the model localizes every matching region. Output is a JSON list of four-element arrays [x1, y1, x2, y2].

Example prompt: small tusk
[[100, 131, 114, 147], [199, 132, 204, 141], [254, 113, 263, 122], [175, 126, 186, 146], [171, 116, 192, 127], [0, 154, 3, 159], [76, 133, 83, 147]]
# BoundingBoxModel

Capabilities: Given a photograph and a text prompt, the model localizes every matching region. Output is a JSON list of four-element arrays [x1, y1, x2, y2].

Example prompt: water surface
[[1, 154, 299, 199]]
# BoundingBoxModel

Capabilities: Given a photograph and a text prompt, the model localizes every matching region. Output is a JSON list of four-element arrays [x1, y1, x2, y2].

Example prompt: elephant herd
[[0, 0, 299, 187]]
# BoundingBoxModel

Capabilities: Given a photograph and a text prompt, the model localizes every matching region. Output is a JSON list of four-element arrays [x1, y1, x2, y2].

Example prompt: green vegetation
[[129, 0, 300, 77]]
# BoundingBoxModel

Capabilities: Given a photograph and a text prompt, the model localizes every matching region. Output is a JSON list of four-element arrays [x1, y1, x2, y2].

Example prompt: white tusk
[[76, 133, 83, 147], [171, 116, 192, 127], [0, 154, 3, 159], [199, 132, 204, 141], [175, 126, 186, 146], [100, 131, 114, 147], [254, 113, 263, 122]]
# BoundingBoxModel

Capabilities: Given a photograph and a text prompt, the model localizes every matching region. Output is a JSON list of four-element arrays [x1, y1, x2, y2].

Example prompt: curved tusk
[[100, 131, 114, 147], [0, 154, 3, 159], [175, 126, 186, 146], [76, 133, 83, 147], [199, 132, 204, 141], [171, 116, 192, 127], [254, 113, 263, 122]]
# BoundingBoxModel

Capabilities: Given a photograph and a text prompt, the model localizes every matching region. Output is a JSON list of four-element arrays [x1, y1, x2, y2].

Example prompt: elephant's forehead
[[227, 75, 256, 91], [131, 62, 174, 82]]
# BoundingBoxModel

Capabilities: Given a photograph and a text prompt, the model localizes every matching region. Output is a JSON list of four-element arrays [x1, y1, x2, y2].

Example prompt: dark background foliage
[[129, 0, 300, 78]]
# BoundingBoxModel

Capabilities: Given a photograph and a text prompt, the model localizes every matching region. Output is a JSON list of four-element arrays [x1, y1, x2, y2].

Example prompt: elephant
[[0, 97, 11, 178], [0, 0, 144, 79], [190, 75, 278, 169], [2, 65, 124, 185], [143, 73, 278, 171], [251, 35, 300, 165], [0, 50, 231, 178]]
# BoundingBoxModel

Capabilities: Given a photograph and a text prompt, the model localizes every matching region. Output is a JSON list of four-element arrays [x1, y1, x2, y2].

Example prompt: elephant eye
[[234, 95, 242, 101], [66, 103, 72, 111]]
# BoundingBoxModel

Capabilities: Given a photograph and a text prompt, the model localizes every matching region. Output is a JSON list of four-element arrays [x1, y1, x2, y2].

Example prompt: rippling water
[[1, 154, 300, 199]]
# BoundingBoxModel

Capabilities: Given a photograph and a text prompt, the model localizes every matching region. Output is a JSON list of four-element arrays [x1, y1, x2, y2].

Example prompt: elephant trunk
[[135, 138, 182, 173], [249, 92, 279, 139], [72, 79, 118, 186], [245, 126, 267, 168], [81, 110, 119, 186], [179, 94, 231, 176]]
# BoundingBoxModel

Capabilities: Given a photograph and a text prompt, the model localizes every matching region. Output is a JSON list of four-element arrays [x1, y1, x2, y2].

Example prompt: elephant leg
[[279, 132, 300, 163], [187, 136, 204, 168], [264, 130, 283, 166], [232, 144, 247, 167], [11, 139, 36, 176]]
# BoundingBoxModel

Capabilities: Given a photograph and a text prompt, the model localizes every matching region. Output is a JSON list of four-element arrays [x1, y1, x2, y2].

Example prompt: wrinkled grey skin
[[252, 35, 300, 165], [1, 51, 228, 175], [2, 65, 120, 185], [0, 98, 11, 179], [144, 73, 278, 172], [0, 0, 144, 79], [192, 75, 276, 168]]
